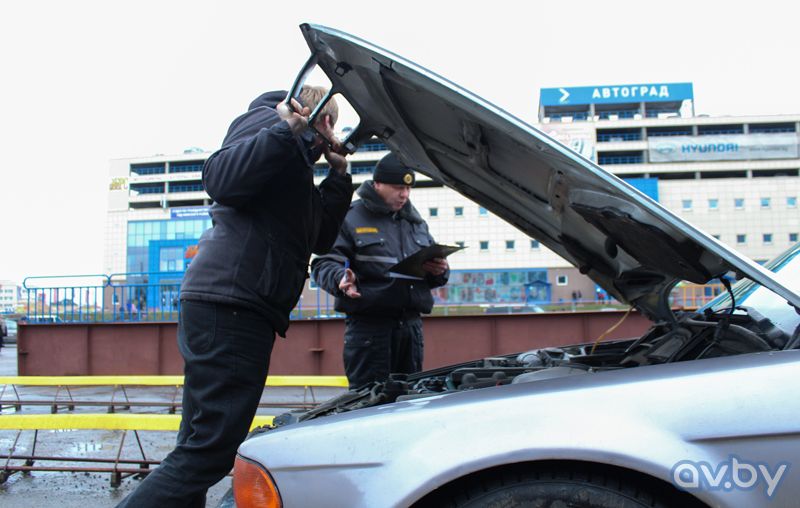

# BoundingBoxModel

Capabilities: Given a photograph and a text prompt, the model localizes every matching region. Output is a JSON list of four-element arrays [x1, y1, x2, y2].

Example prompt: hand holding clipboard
[[387, 244, 465, 280]]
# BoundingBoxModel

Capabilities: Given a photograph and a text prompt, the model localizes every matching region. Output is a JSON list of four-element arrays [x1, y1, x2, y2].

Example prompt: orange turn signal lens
[[233, 454, 282, 508]]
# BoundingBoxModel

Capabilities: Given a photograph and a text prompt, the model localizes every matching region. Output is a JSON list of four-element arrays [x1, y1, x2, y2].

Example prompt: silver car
[[231, 24, 800, 508]]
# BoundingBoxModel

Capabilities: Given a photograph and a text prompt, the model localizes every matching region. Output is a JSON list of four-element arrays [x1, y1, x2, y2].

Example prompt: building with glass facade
[[105, 82, 800, 313]]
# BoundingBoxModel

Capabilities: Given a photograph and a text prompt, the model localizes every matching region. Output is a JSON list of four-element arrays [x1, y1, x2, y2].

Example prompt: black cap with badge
[[373, 153, 415, 186]]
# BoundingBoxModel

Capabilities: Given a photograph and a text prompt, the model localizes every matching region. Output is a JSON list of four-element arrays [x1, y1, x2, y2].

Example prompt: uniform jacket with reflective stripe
[[311, 181, 449, 317], [180, 91, 354, 336]]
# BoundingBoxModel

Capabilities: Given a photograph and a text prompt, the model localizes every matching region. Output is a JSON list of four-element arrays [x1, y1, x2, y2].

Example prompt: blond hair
[[299, 85, 339, 126]]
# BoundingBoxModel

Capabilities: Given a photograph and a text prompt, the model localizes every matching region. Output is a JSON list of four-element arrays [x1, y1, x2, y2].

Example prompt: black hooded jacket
[[180, 91, 353, 336], [311, 181, 448, 317]]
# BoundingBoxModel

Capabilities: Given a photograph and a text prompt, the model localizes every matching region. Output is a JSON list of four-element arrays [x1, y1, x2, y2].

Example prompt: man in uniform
[[312, 153, 449, 389]]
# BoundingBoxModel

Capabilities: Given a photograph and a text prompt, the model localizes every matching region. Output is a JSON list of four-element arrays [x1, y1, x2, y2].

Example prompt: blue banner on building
[[622, 177, 659, 202], [540, 83, 693, 107], [170, 206, 210, 219]]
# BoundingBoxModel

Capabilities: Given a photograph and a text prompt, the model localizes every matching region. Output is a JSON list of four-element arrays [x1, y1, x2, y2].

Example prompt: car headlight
[[233, 454, 282, 508]]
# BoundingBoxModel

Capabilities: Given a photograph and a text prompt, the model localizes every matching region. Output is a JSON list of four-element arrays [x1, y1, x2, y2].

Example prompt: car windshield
[[702, 244, 800, 335]]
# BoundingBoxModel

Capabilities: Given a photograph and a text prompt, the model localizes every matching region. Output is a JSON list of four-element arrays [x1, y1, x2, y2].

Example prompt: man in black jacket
[[311, 153, 449, 389], [116, 87, 353, 508]]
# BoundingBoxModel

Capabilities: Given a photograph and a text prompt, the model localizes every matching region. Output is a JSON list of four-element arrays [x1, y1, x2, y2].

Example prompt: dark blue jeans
[[116, 300, 275, 508]]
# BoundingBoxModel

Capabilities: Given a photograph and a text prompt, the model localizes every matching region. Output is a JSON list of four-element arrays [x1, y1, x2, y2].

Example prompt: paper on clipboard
[[387, 243, 465, 279]]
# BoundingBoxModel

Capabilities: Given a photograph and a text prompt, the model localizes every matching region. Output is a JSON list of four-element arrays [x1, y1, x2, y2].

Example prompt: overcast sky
[[2, 0, 799, 284]]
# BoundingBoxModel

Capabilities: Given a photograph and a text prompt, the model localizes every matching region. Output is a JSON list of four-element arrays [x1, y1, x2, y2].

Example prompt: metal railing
[[23, 274, 108, 323], [22, 273, 182, 323], [20, 273, 724, 324]]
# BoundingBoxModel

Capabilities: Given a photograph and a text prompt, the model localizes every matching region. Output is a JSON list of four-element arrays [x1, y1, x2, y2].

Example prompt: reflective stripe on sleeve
[[354, 254, 399, 264]]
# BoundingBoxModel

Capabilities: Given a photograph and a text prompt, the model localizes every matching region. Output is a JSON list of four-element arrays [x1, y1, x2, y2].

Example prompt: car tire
[[417, 463, 704, 508]]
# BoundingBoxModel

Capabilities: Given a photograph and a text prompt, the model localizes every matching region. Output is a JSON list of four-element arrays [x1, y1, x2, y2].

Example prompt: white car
[[229, 24, 800, 508]]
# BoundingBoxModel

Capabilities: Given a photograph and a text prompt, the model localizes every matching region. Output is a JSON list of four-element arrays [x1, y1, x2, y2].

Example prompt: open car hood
[[299, 23, 800, 322]]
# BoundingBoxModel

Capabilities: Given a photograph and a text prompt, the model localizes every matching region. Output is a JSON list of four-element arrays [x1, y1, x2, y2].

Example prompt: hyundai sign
[[540, 83, 693, 107], [649, 133, 799, 162]]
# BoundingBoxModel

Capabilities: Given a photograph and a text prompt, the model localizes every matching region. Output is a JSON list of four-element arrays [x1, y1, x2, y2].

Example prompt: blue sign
[[171, 206, 210, 219], [622, 177, 659, 202], [540, 83, 693, 107]]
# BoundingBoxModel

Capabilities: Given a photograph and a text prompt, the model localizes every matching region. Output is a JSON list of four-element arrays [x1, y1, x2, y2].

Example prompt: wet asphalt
[[0, 342, 345, 507]]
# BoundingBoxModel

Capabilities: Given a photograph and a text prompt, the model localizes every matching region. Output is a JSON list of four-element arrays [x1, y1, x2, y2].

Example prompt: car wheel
[[417, 464, 703, 508]]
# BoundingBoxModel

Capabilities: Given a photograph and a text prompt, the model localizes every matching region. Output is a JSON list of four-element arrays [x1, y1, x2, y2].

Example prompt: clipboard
[[387, 243, 465, 280]]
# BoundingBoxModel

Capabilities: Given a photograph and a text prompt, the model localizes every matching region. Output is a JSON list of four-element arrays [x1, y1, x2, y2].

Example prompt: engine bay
[[268, 305, 798, 428]]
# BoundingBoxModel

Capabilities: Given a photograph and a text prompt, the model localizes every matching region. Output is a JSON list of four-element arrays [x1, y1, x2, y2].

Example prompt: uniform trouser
[[342, 314, 423, 390], [115, 300, 275, 508]]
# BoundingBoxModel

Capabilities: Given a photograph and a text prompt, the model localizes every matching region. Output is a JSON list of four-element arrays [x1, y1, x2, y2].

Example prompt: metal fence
[[21, 273, 343, 323], [19, 273, 723, 324]]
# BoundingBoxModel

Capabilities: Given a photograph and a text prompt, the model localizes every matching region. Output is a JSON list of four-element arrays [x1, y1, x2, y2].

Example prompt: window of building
[[697, 124, 744, 136], [314, 163, 376, 177], [788, 196, 797, 209], [749, 122, 796, 134], [763, 233, 773, 245], [556, 275, 568, 286], [478, 207, 488, 216], [454, 206, 464, 217], [712, 234, 721, 240], [646, 126, 693, 137], [596, 106, 639, 120], [429, 207, 438, 217], [352, 164, 375, 175], [505, 240, 515, 250], [130, 183, 165, 195], [752, 169, 800, 178], [708, 198, 719, 210], [479, 241, 489, 251], [736, 234, 747, 244], [130, 163, 165, 176], [530, 239, 540, 249], [169, 183, 204, 193], [681, 199, 692, 211], [734, 198, 745, 210], [357, 140, 388, 152], [456, 241, 465, 248], [760, 197, 771, 209], [127, 218, 212, 273], [159, 247, 185, 272], [700, 170, 748, 179], [596, 128, 642, 142], [597, 151, 644, 165], [790, 233, 798, 243], [170, 162, 203, 173]]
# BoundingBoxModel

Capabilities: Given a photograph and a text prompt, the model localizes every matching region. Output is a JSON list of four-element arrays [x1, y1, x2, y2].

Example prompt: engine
[[268, 306, 792, 428]]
